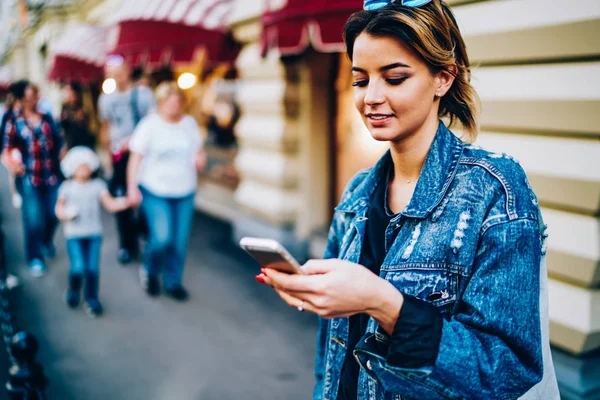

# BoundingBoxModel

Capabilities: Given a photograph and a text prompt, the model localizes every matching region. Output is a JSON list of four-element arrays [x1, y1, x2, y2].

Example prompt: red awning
[[108, 0, 240, 68], [262, 0, 362, 56], [48, 24, 106, 83]]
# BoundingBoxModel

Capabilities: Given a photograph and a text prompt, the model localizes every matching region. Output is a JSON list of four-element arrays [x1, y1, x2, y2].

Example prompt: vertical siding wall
[[450, 0, 600, 355]]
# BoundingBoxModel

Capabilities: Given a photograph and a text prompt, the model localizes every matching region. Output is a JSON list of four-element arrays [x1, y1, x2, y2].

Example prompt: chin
[[368, 127, 404, 142]]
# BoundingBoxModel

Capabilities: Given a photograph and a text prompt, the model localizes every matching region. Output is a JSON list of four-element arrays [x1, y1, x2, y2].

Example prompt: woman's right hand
[[127, 186, 143, 208], [2, 152, 25, 176]]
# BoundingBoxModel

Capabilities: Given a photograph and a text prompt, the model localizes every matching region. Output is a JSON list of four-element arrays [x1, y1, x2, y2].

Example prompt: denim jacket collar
[[335, 121, 464, 219]]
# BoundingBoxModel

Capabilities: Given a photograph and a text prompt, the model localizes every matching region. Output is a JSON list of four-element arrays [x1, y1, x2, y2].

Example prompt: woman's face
[[352, 33, 440, 142], [22, 86, 40, 111], [63, 85, 77, 105], [161, 94, 184, 119]]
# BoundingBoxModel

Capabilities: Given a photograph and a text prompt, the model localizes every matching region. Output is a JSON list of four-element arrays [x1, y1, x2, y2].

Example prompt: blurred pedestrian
[[207, 98, 239, 148], [55, 146, 130, 317], [60, 82, 96, 150], [1, 80, 65, 277], [98, 55, 155, 264], [127, 82, 206, 300], [1, 88, 23, 209], [131, 66, 151, 89], [258, 1, 559, 399]]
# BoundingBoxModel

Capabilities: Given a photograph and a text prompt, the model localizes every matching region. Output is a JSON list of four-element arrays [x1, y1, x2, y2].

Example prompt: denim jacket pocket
[[382, 263, 460, 317]]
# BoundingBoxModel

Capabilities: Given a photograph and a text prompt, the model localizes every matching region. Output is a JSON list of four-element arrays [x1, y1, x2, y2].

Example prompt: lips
[[367, 113, 394, 127]]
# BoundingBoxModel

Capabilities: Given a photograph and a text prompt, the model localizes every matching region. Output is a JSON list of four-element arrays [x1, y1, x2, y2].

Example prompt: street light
[[102, 78, 116, 94], [177, 73, 197, 90]]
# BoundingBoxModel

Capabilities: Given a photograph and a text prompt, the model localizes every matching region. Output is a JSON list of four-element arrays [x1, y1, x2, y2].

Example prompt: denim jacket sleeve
[[354, 217, 545, 399], [313, 170, 370, 400], [313, 224, 337, 400]]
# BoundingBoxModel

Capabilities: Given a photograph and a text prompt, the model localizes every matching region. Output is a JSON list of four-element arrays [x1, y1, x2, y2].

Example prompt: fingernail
[[261, 268, 268, 276], [255, 275, 265, 284]]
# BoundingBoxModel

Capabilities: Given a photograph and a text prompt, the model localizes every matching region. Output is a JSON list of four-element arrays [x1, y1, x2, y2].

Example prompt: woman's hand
[[2, 150, 25, 176], [259, 259, 402, 322], [195, 150, 207, 173], [7, 160, 25, 176], [127, 186, 143, 208]]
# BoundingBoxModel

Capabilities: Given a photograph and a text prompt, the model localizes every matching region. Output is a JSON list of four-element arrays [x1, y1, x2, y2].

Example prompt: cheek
[[389, 81, 433, 116], [353, 89, 365, 113]]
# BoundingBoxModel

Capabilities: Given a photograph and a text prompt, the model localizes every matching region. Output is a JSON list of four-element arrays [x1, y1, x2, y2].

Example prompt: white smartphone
[[239, 237, 303, 274]]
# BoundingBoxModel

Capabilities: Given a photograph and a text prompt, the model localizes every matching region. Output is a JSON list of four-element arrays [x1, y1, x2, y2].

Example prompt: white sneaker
[[12, 194, 22, 209], [29, 260, 46, 278], [6, 274, 19, 289]]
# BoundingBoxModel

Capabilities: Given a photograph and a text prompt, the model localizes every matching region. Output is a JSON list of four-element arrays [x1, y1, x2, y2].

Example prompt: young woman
[[60, 82, 97, 150], [127, 82, 206, 301], [257, 1, 560, 399], [3, 81, 65, 277]]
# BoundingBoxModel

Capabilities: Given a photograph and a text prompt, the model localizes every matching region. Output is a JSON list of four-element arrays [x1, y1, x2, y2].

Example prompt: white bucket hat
[[60, 146, 100, 179]]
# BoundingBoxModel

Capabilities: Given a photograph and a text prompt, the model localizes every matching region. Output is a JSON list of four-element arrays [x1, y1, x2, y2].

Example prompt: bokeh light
[[177, 73, 197, 90], [102, 78, 116, 94]]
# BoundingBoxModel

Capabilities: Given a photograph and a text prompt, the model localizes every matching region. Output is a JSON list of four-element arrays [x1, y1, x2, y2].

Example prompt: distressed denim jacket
[[314, 122, 560, 400]]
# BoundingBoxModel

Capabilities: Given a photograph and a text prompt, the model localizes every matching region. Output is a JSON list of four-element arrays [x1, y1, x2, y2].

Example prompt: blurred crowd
[[0, 58, 239, 318]]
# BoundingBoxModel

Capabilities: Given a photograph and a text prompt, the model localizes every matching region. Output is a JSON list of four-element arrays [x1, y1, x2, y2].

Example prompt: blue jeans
[[16, 176, 59, 263], [66, 236, 102, 299], [140, 187, 195, 289]]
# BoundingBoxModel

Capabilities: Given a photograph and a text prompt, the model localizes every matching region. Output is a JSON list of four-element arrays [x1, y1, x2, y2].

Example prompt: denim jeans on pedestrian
[[66, 236, 102, 299], [139, 186, 195, 290], [15, 176, 59, 264]]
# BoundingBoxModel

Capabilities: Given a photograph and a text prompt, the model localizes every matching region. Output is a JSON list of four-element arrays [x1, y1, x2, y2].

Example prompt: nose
[[364, 80, 385, 107]]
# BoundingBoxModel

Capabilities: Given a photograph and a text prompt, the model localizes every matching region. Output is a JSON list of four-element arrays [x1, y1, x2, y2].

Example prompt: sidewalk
[[0, 169, 318, 400]]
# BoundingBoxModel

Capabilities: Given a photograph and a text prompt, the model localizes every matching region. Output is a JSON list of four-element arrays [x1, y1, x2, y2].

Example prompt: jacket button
[[366, 360, 372, 370]]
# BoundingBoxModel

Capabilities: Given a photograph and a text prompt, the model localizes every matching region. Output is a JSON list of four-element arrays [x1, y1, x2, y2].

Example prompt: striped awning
[[0, 66, 12, 91], [48, 24, 106, 83], [108, 0, 240, 67], [262, 0, 362, 56]]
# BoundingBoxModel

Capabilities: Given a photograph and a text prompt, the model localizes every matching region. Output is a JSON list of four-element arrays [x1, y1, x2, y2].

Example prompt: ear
[[434, 65, 457, 98]]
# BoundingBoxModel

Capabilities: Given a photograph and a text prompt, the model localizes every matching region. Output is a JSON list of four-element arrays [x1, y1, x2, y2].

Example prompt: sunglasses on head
[[364, 0, 433, 11]]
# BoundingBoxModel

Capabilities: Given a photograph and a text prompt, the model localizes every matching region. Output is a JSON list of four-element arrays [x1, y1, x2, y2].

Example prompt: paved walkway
[[0, 169, 318, 400]]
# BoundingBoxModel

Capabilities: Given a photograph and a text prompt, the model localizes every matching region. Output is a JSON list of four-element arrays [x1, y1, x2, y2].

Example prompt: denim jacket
[[314, 122, 560, 400]]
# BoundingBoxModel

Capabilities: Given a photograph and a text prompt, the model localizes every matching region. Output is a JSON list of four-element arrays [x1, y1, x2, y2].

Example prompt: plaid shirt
[[3, 111, 64, 187]]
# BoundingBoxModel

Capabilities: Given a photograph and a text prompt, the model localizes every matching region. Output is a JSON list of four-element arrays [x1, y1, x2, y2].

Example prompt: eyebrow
[[352, 62, 411, 73]]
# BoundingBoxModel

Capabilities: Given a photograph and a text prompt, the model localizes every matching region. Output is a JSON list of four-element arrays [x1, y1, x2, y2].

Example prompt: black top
[[337, 165, 443, 399], [60, 105, 96, 150]]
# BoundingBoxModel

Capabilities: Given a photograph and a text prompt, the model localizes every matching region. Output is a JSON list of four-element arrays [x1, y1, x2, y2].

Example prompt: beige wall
[[231, 1, 600, 352], [230, 2, 337, 243], [332, 0, 600, 355], [451, 0, 600, 355]]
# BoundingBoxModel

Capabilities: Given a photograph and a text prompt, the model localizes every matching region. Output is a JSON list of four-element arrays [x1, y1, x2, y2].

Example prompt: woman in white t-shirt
[[127, 82, 207, 301]]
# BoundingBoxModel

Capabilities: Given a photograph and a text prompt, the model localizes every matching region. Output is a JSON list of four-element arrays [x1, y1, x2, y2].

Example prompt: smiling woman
[[257, 0, 561, 399]]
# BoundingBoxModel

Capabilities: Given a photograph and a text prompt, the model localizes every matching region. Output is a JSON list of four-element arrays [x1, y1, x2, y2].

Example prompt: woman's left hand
[[260, 259, 391, 319], [195, 150, 207, 173]]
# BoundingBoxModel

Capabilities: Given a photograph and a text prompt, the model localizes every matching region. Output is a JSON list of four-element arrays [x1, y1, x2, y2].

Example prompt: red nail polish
[[255, 275, 265, 284]]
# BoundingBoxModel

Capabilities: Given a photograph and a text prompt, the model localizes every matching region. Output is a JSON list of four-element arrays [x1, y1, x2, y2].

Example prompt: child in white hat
[[55, 146, 130, 317]]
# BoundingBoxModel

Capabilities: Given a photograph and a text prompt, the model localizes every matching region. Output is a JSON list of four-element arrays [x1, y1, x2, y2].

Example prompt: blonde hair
[[344, 0, 480, 141], [155, 81, 185, 106]]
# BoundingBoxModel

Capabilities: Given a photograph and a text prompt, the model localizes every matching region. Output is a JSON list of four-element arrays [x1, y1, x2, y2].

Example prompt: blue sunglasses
[[364, 0, 433, 10]]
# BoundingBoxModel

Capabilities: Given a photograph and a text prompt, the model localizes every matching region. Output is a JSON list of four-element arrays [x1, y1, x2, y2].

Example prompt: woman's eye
[[352, 80, 368, 88], [386, 77, 408, 86]]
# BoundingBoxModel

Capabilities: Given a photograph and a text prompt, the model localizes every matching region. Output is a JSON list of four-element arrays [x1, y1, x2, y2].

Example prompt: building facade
[[227, 0, 600, 398]]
